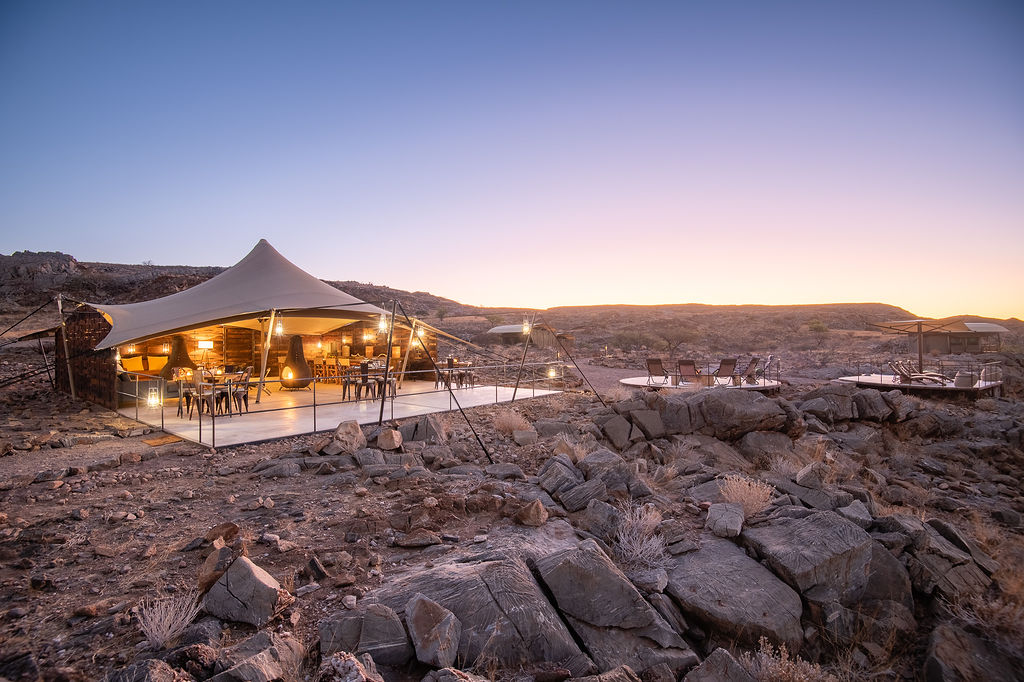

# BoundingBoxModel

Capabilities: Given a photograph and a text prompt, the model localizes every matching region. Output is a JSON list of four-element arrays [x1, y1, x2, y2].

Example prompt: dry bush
[[552, 433, 589, 462], [652, 463, 680, 485], [769, 455, 801, 479], [614, 502, 670, 571], [137, 588, 202, 650], [493, 409, 530, 435], [602, 385, 634, 403], [721, 474, 775, 519], [740, 637, 839, 682], [968, 510, 1004, 554], [948, 594, 1024, 659]]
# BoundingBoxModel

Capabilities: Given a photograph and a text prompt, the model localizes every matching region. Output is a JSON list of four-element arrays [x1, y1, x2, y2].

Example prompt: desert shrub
[[493, 409, 529, 435], [720, 475, 775, 518], [136, 588, 202, 650], [948, 595, 1024, 658], [769, 455, 801, 478], [740, 637, 839, 682], [614, 502, 670, 571], [552, 433, 588, 461], [602, 385, 634, 403]]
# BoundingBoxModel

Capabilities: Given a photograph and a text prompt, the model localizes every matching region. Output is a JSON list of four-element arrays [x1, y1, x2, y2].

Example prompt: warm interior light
[[147, 387, 161, 407], [161, 343, 169, 353], [283, 367, 293, 380], [275, 322, 284, 335], [378, 314, 388, 332], [197, 340, 213, 349], [416, 328, 424, 338], [126, 345, 135, 354], [548, 368, 558, 378], [522, 318, 531, 334], [317, 339, 323, 349], [363, 333, 373, 343], [215, 368, 223, 375]]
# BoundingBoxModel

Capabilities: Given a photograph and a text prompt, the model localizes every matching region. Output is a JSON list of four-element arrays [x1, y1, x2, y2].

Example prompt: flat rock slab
[[741, 510, 872, 601], [370, 557, 594, 677], [704, 503, 744, 538], [534, 539, 697, 674], [665, 535, 803, 651], [683, 648, 755, 682], [319, 603, 414, 665]]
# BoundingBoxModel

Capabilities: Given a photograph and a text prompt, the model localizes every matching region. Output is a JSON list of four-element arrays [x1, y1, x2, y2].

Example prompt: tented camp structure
[[485, 323, 575, 350], [871, 318, 1009, 372], [54, 240, 439, 409]]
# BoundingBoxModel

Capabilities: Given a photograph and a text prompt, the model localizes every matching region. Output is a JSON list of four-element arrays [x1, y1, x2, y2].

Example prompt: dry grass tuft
[[493, 409, 530, 435], [948, 595, 1024, 659], [136, 588, 202, 650], [740, 637, 839, 682], [614, 502, 670, 571], [769, 454, 801, 478], [720, 474, 775, 518]]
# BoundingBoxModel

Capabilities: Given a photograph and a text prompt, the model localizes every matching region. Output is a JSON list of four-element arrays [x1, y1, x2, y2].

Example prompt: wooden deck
[[834, 373, 1003, 397], [619, 376, 781, 393]]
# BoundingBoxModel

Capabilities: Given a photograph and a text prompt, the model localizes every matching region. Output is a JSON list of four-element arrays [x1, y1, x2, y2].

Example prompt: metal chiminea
[[281, 335, 312, 389], [160, 334, 197, 380]]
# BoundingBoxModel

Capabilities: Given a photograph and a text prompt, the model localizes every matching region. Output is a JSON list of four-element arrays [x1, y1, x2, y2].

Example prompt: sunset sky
[[1, 1, 1021, 319]]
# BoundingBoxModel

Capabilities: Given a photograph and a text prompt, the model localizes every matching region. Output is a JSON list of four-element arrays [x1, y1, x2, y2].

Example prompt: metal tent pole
[[511, 312, 537, 403], [255, 309, 276, 404], [378, 300, 398, 426], [56, 294, 76, 400]]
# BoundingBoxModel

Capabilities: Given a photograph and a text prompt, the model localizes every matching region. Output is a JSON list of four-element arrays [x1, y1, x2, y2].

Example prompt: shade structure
[[86, 239, 386, 349], [870, 319, 973, 334]]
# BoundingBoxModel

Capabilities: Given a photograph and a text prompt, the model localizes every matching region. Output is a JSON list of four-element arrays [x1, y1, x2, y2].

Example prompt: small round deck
[[619, 376, 781, 393]]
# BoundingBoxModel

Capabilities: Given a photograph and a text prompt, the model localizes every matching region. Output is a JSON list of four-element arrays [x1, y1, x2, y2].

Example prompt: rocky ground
[[1, 342, 1023, 682]]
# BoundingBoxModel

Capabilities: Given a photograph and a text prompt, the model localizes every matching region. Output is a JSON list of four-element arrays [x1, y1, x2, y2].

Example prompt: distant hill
[[2, 250, 1019, 349]]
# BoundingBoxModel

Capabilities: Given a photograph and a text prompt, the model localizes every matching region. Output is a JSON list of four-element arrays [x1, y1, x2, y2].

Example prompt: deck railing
[[119, 360, 569, 447]]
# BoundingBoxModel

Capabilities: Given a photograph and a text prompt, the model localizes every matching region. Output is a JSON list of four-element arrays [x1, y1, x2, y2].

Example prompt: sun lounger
[[888, 360, 947, 385], [737, 357, 760, 384], [646, 358, 670, 386], [677, 359, 700, 383], [712, 358, 738, 386]]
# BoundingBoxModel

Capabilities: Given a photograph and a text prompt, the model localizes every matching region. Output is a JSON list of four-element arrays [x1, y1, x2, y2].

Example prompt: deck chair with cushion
[[712, 358, 738, 386], [737, 357, 761, 385], [888, 360, 947, 385], [677, 359, 700, 383], [646, 358, 669, 386]]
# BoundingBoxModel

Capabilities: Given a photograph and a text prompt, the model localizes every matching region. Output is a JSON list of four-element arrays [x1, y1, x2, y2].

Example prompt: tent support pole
[[395, 301, 492, 463], [917, 321, 924, 373], [511, 312, 536, 403], [38, 337, 54, 389], [397, 319, 416, 389], [377, 300, 398, 425], [56, 294, 76, 400], [255, 309, 276, 404], [545, 319, 606, 407]]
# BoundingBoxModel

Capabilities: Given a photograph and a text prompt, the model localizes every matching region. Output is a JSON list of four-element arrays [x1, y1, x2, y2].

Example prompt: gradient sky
[[1, 1, 1022, 318]]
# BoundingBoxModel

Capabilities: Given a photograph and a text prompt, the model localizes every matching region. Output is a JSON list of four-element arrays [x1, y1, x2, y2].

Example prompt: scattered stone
[[704, 503, 744, 538], [203, 556, 295, 627], [320, 603, 414, 665], [683, 648, 756, 682], [513, 429, 539, 446], [515, 499, 549, 527], [317, 652, 385, 682], [377, 428, 403, 450], [396, 529, 442, 548], [405, 592, 462, 668], [334, 420, 368, 454]]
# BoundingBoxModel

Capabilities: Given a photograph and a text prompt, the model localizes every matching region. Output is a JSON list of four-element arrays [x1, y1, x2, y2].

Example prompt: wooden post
[[56, 294, 76, 399], [255, 309, 276, 404]]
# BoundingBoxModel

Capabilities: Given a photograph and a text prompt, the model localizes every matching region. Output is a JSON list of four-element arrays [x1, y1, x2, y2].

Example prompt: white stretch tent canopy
[[87, 239, 386, 349]]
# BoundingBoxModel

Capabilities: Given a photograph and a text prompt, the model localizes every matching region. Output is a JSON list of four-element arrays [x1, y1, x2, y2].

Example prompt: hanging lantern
[[378, 313, 388, 332], [522, 317, 531, 335], [275, 321, 284, 336], [147, 387, 161, 407]]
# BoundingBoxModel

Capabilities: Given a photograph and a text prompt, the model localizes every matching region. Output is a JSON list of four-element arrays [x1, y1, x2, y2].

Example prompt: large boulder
[[369, 557, 594, 676], [851, 389, 892, 422], [405, 593, 461, 669], [534, 539, 698, 674], [204, 557, 295, 627], [735, 431, 794, 466], [665, 536, 803, 650], [741, 511, 872, 602], [799, 385, 858, 422], [651, 392, 706, 435], [319, 603, 414, 665], [333, 420, 368, 454], [925, 623, 1018, 682], [209, 632, 305, 682], [697, 391, 787, 440]]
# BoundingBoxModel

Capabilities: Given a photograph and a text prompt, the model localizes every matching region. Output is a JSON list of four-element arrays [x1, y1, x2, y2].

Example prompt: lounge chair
[[888, 360, 947, 385], [677, 359, 700, 383], [646, 358, 669, 386], [712, 358, 738, 386], [736, 357, 760, 384]]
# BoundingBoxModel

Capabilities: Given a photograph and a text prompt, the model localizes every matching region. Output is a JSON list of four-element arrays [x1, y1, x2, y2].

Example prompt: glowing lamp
[[548, 368, 558, 378], [317, 339, 323, 349], [283, 367, 293, 380], [378, 314, 388, 332], [197, 340, 213, 350], [126, 345, 135, 354], [522, 318, 531, 334], [416, 328, 424, 338], [215, 368, 223, 375], [161, 343, 169, 353], [147, 387, 161, 407], [275, 322, 284, 336]]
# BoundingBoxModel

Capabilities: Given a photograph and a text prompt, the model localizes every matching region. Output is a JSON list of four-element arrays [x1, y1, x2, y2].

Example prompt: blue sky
[[1, 1, 1022, 317]]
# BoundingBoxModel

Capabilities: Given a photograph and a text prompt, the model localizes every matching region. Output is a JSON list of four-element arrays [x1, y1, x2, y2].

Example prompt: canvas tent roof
[[963, 322, 1010, 334], [871, 319, 973, 334], [86, 240, 386, 349]]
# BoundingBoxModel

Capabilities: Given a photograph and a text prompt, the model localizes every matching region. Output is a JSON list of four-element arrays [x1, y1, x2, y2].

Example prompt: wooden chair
[[712, 358, 738, 386], [187, 369, 218, 420], [646, 358, 669, 386], [677, 359, 700, 383], [355, 362, 381, 400]]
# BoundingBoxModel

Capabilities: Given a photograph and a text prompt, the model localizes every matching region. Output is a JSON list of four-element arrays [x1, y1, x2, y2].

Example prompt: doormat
[[142, 434, 183, 447]]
